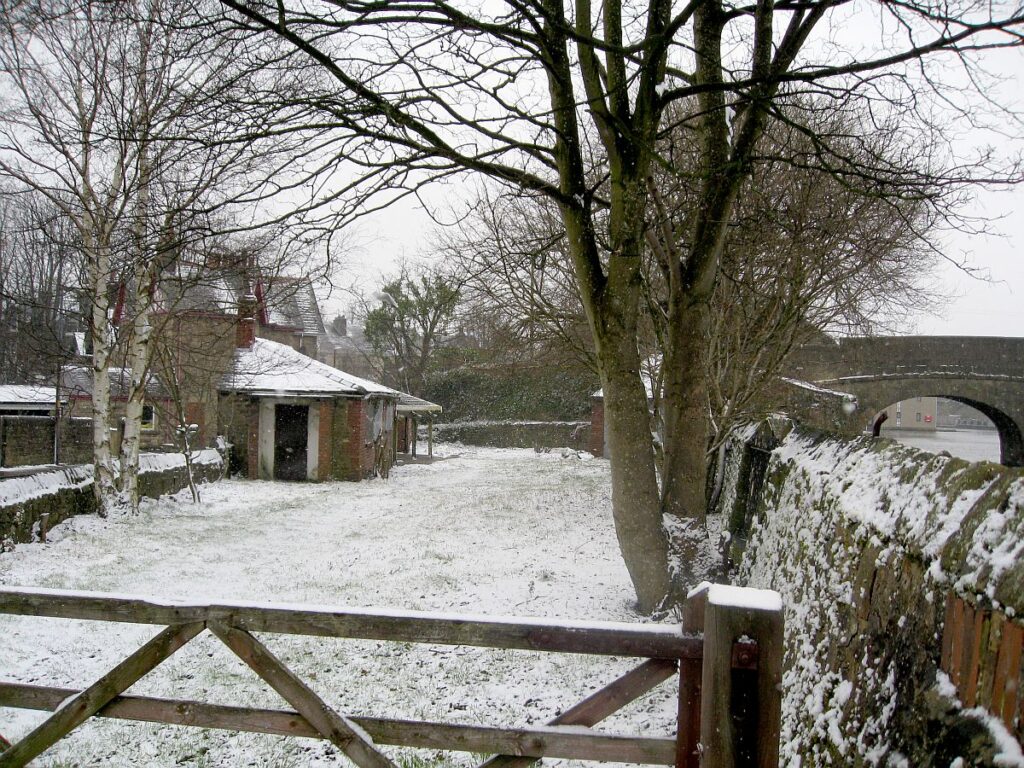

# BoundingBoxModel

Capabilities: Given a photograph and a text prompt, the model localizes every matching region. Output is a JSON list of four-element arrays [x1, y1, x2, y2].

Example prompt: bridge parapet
[[786, 336, 1024, 382]]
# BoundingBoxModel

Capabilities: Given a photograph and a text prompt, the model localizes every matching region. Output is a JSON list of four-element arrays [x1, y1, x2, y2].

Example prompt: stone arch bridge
[[783, 336, 1024, 466]]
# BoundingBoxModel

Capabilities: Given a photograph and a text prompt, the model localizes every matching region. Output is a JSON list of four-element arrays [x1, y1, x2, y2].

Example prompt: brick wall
[[941, 594, 1024, 742], [318, 400, 333, 481], [330, 399, 356, 480], [346, 397, 371, 479], [216, 394, 258, 477]]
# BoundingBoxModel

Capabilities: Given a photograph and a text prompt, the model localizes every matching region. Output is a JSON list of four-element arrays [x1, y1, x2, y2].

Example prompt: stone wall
[[432, 420, 591, 451], [719, 423, 1024, 765], [0, 416, 92, 467], [0, 450, 224, 550]]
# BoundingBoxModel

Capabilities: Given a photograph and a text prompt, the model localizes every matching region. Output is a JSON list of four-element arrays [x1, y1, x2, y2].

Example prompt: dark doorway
[[274, 404, 308, 481]]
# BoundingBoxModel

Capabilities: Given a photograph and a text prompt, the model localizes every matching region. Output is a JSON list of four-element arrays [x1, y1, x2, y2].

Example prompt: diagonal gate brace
[[477, 657, 678, 768], [0, 621, 205, 768], [207, 620, 397, 768]]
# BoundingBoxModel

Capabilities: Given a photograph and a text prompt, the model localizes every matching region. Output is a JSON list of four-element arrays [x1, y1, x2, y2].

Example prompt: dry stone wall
[[0, 450, 224, 550], [0, 416, 92, 467], [720, 423, 1024, 766]]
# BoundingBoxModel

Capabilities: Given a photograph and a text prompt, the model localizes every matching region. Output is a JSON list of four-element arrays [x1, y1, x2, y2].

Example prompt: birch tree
[[221, 0, 1021, 610], [0, 1, 138, 511], [1, 0, 326, 512]]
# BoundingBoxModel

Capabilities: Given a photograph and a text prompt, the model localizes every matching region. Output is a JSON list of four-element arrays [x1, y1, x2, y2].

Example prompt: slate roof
[[262, 277, 324, 336], [221, 339, 397, 398], [60, 366, 170, 400], [158, 266, 324, 337]]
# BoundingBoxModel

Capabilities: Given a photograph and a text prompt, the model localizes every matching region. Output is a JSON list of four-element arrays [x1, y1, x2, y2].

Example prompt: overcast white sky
[[321, 10, 1024, 340], [328, 182, 1024, 338]]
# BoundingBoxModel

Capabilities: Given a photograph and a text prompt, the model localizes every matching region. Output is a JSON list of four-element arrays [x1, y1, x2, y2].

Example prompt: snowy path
[[0, 446, 677, 767]]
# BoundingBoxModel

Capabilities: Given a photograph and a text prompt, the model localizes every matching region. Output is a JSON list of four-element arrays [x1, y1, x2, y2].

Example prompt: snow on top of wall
[[770, 431, 1017, 585], [0, 465, 93, 507], [779, 376, 857, 401], [708, 583, 784, 612], [137, 449, 222, 473], [221, 338, 396, 397], [0, 451, 222, 508]]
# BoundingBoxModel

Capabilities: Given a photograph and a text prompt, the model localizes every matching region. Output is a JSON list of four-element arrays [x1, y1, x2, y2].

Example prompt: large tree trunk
[[597, 323, 671, 613], [659, 300, 712, 594]]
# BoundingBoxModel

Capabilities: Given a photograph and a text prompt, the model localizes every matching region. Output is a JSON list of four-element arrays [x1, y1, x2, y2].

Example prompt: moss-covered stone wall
[[0, 451, 224, 550], [722, 424, 1024, 765]]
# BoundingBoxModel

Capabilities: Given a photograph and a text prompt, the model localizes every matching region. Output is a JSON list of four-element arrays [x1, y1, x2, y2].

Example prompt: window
[[141, 404, 157, 431], [915, 412, 922, 423]]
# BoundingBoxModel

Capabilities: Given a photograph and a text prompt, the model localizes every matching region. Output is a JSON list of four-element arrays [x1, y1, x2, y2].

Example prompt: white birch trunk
[[85, 220, 118, 517], [120, 299, 154, 513]]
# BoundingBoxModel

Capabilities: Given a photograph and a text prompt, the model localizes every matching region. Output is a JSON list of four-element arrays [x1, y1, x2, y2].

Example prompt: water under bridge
[[783, 336, 1024, 467]]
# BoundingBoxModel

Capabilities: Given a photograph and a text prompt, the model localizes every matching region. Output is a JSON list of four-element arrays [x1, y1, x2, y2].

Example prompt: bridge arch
[[868, 393, 1022, 466], [784, 336, 1024, 468]]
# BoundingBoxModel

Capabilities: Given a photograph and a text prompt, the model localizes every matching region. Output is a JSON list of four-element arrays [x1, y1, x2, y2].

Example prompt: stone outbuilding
[[219, 336, 399, 481]]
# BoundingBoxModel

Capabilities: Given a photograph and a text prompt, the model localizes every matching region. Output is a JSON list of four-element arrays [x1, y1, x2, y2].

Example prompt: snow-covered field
[[0, 445, 677, 767]]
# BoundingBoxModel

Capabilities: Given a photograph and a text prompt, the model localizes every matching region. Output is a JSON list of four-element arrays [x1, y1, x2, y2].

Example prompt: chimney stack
[[333, 314, 348, 337], [236, 293, 257, 348]]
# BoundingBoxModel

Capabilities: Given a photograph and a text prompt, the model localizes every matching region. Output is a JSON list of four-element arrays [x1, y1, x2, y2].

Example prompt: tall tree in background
[[447, 103, 940, 460], [0, 190, 84, 385], [362, 266, 462, 396], [217, 0, 1023, 610]]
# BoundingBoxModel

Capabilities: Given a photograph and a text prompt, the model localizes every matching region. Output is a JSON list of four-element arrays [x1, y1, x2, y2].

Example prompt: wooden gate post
[[699, 585, 784, 768], [677, 583, 709, 768]]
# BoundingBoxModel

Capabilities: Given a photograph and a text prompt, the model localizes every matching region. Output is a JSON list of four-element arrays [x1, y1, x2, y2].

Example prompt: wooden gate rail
[[0, 584, 783, 768]]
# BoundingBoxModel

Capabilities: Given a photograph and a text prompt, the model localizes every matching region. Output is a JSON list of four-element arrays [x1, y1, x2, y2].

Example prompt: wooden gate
[[0, 583, 783, 767]]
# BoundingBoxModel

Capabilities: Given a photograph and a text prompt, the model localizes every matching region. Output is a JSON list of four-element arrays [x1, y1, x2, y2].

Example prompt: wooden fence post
[[677, 583, 709, 768], [699, 585, 784, 768]]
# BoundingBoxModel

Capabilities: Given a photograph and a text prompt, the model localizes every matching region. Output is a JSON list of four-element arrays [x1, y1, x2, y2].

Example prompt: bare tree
[[0, 0, 329, 512], [444, 187, 597, 371], [646, 107, 942, 448], [217, 0, 1022, 610], [0, 190, 84, 385], [446, 104, 941, 464]]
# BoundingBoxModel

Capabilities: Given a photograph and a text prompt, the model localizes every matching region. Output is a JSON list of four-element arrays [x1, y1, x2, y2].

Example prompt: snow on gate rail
[[0, 584, 784, 768]]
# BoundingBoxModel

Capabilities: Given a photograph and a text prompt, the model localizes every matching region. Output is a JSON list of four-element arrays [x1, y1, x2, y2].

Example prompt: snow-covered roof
[[60, 366, 170, 400], [397, 392, 443, 415], [0, 385, 60, 410], [221, 338, 397, 398]]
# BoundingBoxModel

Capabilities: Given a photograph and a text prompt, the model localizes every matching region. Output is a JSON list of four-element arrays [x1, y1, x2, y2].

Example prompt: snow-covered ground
[[0, 445, 678, 767]]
